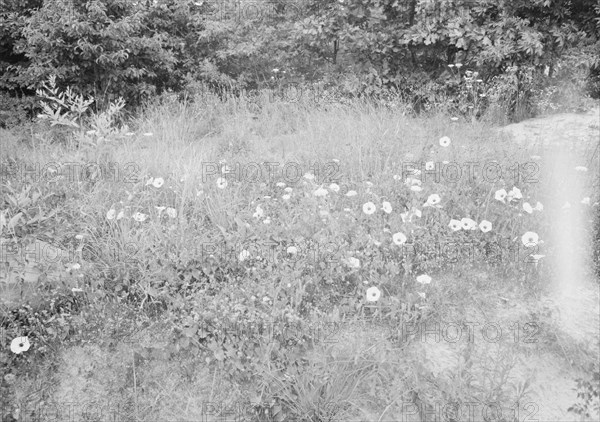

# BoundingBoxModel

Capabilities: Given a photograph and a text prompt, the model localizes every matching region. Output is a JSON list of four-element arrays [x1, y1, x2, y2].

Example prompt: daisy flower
[[132, 212, 148, 222], [448, 219, 461, 231], [344, 257, 360, 269], [521, 232, 539, 247], [439, 136, 451, 147], [424, 194, 441, 207], [461, 218, 477, 230], [494, 189, 507, 203], [479, 220, 492, 233], [416, 274, 432, 284], [508, 187, 522, 200], [392, 232, 407, 245], [404, 177, 422, 187], [253, 206, 264, 219], [366, 286, 381, 302], [239, 250, 251, 261], [314, 186, 328, 197], [66, 262, 81, 272], [10, 337, 31, 354], [216, 177, 228, 189], [152, 177, 164, 188], [363, 202, 377, 215]]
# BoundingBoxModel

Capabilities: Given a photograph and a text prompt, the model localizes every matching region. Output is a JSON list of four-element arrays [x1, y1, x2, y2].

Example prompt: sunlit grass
[[1, 91, 599, 421]]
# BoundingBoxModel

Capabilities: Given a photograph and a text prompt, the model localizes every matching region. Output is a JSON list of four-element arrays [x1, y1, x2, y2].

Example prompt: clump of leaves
[[568, 362, 600, 419], [36, 75, 94, 129]]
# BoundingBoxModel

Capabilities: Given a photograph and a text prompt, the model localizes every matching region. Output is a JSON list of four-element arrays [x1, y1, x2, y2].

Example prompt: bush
[[0, 92, 37, 128], [569, 362, 600, 419], [2, 0, 598, 117]]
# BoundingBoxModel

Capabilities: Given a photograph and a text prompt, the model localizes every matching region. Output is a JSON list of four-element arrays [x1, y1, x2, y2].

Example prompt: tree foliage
[[0, 0, 598, 108]]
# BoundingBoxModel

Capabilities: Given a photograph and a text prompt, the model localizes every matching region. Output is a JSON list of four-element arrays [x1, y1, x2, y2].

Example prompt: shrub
[[0, 92, 37, 128], [569, 362, 600, 420]]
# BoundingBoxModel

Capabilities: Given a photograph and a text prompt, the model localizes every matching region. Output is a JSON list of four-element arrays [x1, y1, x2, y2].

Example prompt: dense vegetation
[[1, 0, 599, 123], [1, 1, 599, 421]]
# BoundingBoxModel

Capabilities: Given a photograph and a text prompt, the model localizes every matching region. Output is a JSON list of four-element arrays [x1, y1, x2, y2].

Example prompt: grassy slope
[[1, 94, 599, 422]]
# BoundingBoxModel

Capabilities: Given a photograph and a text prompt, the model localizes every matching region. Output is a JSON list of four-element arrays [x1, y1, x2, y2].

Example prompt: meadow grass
[[1, 89, 599, 421]]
